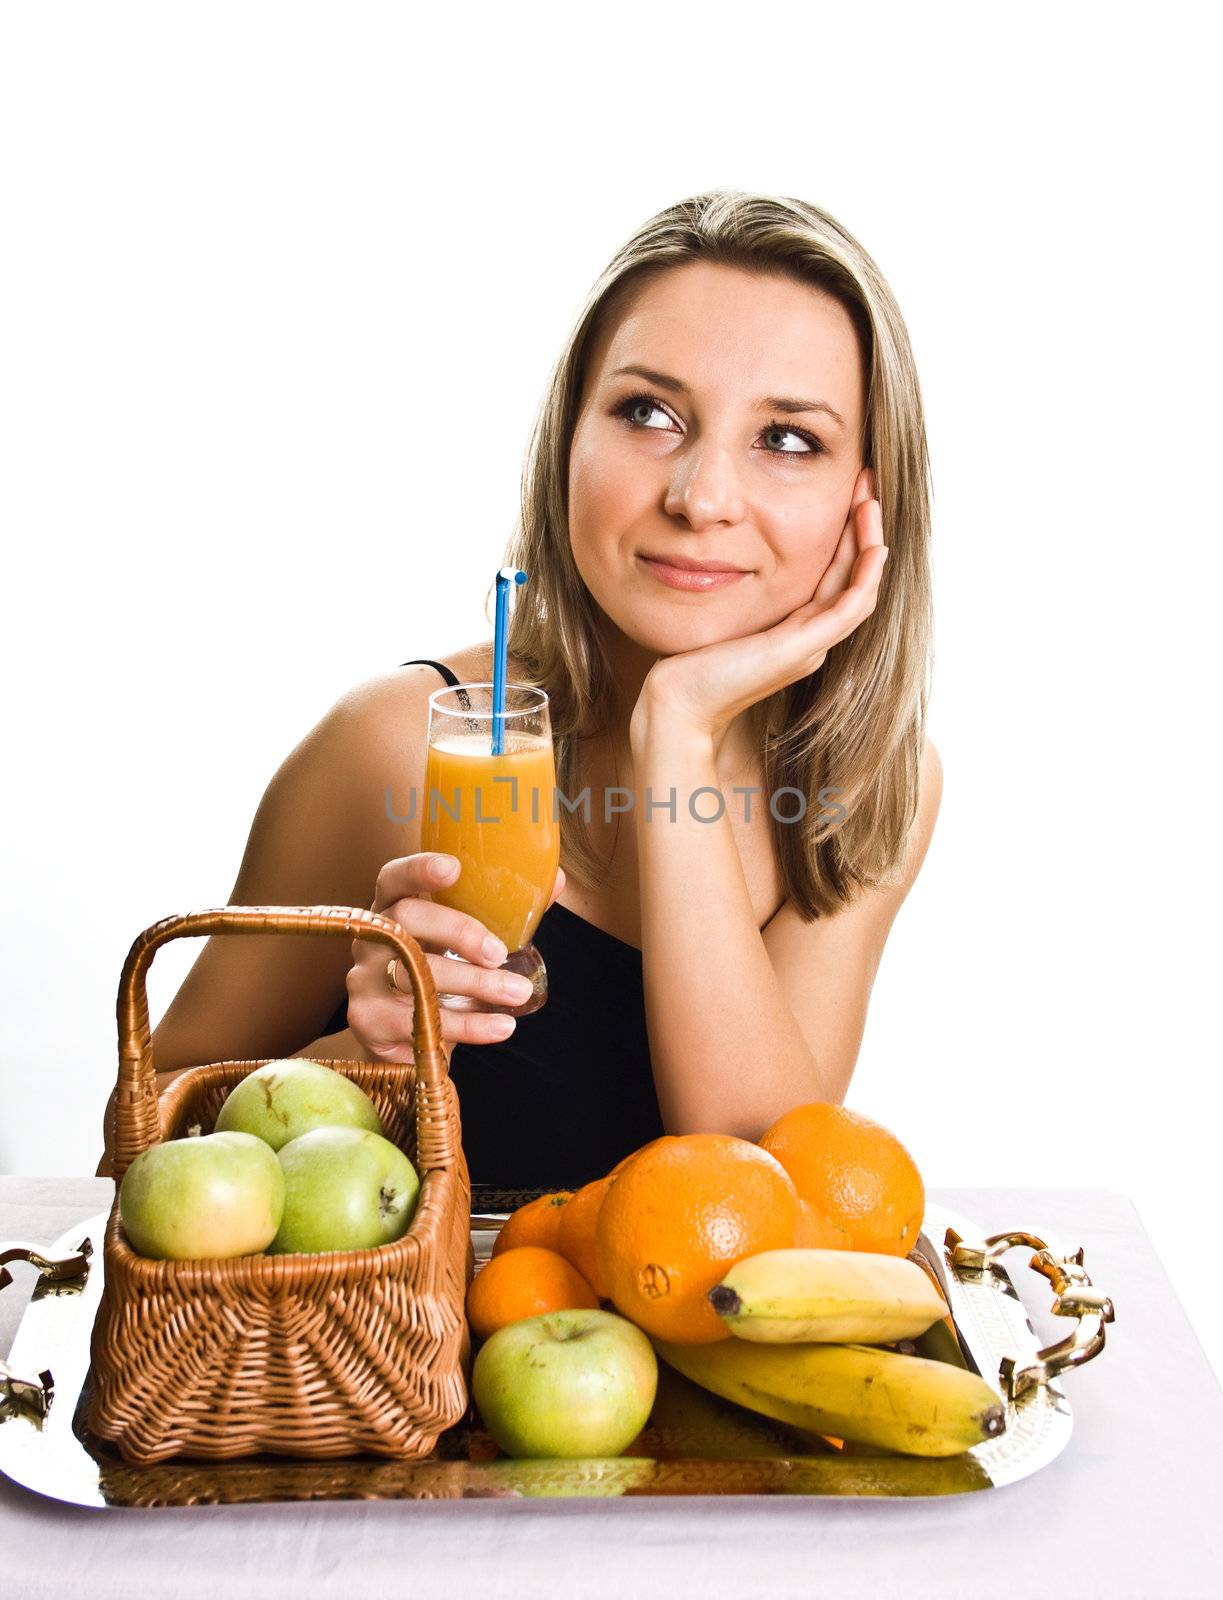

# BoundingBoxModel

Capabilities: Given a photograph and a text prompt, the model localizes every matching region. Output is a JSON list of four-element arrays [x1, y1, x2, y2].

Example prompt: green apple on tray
[[472, 1308, 658, 1459]]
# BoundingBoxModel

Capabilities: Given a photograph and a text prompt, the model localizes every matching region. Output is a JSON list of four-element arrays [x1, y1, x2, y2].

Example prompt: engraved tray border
[[0, 1195, 1072, 1506]]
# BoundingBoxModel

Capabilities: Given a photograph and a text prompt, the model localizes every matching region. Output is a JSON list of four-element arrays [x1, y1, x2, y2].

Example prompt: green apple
[[214, 1059, 382, 1152], [472, 1307, 658, 1459], [119, 1131, 285, 1260], [270, 1126, 420, 1254]]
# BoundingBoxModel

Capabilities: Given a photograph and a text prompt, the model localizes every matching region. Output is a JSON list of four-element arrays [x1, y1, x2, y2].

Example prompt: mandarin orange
[[465, 1246, 598, 1341], [758, 1102, 925, 1257], [595, 1133, 800, 1344], [489, 1191, 573, 1258], [554, 1175, 615, 1298]]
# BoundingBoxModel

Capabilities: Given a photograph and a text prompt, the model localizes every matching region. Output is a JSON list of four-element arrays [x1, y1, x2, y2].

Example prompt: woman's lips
[[637, 555, 749, 591]]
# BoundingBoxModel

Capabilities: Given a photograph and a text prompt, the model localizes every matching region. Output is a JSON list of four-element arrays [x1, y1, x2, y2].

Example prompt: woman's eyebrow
[[609, 363, 846, 431]]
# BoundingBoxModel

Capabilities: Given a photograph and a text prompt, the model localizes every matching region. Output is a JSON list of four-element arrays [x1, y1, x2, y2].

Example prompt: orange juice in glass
[[421, 683, 558, 1015]]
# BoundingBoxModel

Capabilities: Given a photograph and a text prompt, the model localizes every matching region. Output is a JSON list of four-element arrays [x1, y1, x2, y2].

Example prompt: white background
[[2, 4, 1219, 1380]]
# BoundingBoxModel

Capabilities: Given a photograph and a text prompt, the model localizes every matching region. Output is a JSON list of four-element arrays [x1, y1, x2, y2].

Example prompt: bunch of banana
[[707, 1247, 949, 1343], [643, 1247, 1007, 1457], [651, 1335, 1006, 1458]]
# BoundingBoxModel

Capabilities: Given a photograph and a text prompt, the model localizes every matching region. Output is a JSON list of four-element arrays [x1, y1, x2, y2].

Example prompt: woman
[[100, 188, 941, 1188]]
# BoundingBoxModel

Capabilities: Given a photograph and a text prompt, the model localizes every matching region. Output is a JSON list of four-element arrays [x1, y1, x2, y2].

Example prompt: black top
[[320, 658, 666, 1189]]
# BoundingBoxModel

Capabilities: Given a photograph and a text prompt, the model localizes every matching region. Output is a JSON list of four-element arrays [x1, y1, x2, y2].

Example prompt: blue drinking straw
[[492, 566, 527, 755]]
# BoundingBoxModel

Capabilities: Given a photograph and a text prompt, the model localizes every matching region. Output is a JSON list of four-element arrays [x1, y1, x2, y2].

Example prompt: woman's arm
[[288, 1028, 457, 1067], [289, 1027, 370, 1062], [631, 700, 941, 1141], [626, 483, 904, 1136]]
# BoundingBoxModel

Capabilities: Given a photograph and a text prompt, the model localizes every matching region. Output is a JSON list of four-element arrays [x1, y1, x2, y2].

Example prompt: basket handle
[[113, 905, 453, 1181]]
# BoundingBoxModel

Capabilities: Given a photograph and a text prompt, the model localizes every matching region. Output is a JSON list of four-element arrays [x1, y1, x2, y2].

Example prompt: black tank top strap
[[400, 657, 460, 688]]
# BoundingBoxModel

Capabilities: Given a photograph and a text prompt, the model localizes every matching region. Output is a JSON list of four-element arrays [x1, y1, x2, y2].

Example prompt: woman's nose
[[662, 442, 746, 529]]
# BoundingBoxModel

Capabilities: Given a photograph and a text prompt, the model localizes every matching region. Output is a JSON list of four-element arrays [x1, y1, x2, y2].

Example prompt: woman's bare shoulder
[[432, 640, 532, 684], [331, 639, 536, 749], [332, 641, 484, 714]]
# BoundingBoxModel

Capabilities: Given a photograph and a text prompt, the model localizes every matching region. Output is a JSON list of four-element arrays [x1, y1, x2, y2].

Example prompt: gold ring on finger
[[386, 957, 405, 995]]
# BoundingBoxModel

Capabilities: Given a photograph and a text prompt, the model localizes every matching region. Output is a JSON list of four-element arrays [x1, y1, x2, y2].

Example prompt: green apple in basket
[[214, 1059, 383, 1151], [269, 1126, 421, 1254], [119, 1131, 285, 1259]]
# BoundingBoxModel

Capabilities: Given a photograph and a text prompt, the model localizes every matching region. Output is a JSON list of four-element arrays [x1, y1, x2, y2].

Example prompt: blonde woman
[[100, 189, 942, 1188]]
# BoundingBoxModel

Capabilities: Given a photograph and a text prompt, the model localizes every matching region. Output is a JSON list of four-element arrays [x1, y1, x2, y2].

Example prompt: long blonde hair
[[490, 188, 934, 919]]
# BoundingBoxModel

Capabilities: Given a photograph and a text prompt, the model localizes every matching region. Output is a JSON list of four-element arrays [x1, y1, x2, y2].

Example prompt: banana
[[709, 1248, 949, 1343], [651, 1335, 1006, 1458], [647, 1360, 837, 1461]]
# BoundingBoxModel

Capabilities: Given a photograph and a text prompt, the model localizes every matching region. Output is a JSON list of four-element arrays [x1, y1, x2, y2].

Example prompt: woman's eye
[[761, 423, 819, 455], [620, 397, 673, 430]]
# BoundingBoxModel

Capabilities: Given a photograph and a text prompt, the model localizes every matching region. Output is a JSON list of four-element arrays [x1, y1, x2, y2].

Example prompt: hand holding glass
[[420, 684, 558, 1016]]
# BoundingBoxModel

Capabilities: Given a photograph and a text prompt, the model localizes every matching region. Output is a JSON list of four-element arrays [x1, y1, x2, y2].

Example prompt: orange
[[554, 1175, 615, 1298], [758, 1102, 925, 1257], [490, 1191, 573, 1258], [795, 1197, 853, 1250], [606, 1137, 667, 1179], [465, 1246, 598, 1341], [595, 1133, 800, 1344]]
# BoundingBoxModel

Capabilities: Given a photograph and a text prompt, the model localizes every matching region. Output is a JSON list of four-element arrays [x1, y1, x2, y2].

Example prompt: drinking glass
[[421, 683, 558, 1016]]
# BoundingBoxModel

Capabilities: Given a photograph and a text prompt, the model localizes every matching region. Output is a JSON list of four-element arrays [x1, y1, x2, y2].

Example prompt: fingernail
[[431, 856, 458, 880], [501, 974, 534, 1001], [483, 934, 508, 964], [489, 1016, 516, 1039]]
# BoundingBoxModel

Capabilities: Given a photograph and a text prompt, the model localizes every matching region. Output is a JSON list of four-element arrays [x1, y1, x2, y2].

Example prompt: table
[[1, 1178, 1218, 1599]]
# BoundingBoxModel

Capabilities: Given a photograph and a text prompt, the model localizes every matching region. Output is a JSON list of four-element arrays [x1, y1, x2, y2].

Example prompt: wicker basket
[[85, 905, 474, 1465]]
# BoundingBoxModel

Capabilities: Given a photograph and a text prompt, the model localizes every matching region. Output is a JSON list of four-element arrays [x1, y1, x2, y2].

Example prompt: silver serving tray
[[0, 1200, 1112, 1506]]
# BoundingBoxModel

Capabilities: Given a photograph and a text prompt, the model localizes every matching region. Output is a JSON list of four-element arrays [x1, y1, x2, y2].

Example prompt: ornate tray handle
[[0, 1239, 93, 1420], [944, 1227, 1115, 1401]]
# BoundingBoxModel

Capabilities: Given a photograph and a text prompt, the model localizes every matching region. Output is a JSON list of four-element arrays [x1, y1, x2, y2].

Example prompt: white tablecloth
[[1, 1179, 1218, 1599]]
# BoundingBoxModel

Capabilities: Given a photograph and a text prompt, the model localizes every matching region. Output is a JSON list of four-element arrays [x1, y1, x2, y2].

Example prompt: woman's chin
[[616, 609, 759, 658]]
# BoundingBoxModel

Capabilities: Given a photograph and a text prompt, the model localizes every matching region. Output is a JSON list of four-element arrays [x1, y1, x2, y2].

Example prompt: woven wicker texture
[[85, 905, 473, 1464]]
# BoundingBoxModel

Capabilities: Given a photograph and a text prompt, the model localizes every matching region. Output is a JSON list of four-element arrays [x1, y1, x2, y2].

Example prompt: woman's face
[[568, 260, 870, 657]]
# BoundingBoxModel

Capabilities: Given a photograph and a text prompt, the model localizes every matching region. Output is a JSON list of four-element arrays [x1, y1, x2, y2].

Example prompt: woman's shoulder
[[333, 639, 495, 715], [289, 642, 502, 867], [393, 636, 531, 688], [436, 641, 533, 683], [326, 639, 543, 752]]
